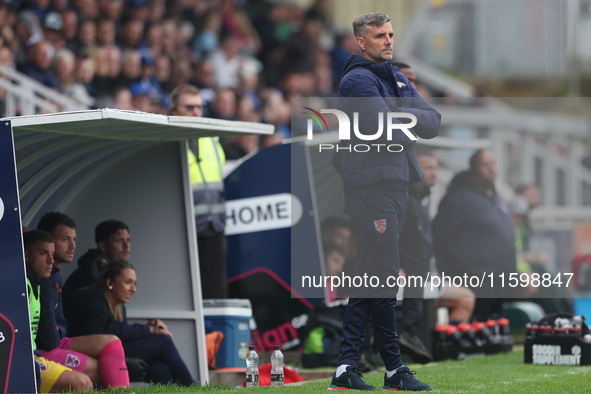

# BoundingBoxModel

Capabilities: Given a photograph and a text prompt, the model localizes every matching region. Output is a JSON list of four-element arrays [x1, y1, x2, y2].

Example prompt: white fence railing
[[0, 64, 92, 117]]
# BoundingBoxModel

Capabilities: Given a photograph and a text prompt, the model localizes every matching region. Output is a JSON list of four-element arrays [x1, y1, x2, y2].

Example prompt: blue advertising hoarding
[[0, 121, 36, 393], [225, 142, 324, 352]]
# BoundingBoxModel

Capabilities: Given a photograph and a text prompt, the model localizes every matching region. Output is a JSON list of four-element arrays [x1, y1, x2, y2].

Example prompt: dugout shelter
[[0, 109, 272, 393]]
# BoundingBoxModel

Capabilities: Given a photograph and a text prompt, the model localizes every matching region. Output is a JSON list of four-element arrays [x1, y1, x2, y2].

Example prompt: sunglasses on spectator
[[177, 104, 203, 111]]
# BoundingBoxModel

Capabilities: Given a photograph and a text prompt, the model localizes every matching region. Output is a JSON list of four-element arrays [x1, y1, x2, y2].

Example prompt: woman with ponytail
[[67, 260, 195, 386]]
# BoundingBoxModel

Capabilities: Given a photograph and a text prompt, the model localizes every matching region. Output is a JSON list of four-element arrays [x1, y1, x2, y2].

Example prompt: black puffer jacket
[[433, 171, 516, 278]]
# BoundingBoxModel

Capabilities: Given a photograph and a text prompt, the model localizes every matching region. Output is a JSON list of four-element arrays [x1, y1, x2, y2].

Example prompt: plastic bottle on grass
[[245, 345, 259, 387], [271, 345, 284, 387]]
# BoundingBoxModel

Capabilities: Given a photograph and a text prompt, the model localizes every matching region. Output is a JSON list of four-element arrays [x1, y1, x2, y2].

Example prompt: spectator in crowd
[[219, 0, 261, 55], [14, 10, 44, 66], [514, 183, 542, 272], [320, 216, 354, 263], [398, 152, 438, 364], [75, 0, 99, 20], [42, 12, 65, 51], [190, 59, 216, 108], [278, 13, 322, 78], [221, 95, 261, 160], [100, 0, 124, 21], [175, 20, 196, 61], [92, 45, 121, 100], [62, 219, 131, 313], [509, 186, 571, 313], [391, 61, 431, 98], [260, 88, 291, 138], [259, 130, 284, 149], [236, 56, 262, 110], [191, 5, 221, 59], [236, 94, 260, 122], [117, 17, 146, 50], [510, 195, 534, 275], [18, 40, 59, 89], [113, 86, 134, 110], [169, 58, 193, 88], [208, 34, 242, 89], [433, 149, 516, 320], [74, 54, 95, 97], [330, 31, 357, 87], [146, 0, 166, 23], [315, 64, 335, 96], [60, 9, 78, 51], [170, 83, 228, 299], [113, 48, 142, 89], [75, 18, 97, 53], [24, 230, 95, 393], [129, 80, 152, 112], [145, 22, 164, 57], [160, 19, 178, 58], [0, 45, 15, 115], [96, 18, 116, 48], [209, 87, 237, 120], [221, 134, 259, 160], [52, 48, 91, 106], [36, 212, 130, 389], [67, 261, 196, 386], [154, 54, 173, 92]]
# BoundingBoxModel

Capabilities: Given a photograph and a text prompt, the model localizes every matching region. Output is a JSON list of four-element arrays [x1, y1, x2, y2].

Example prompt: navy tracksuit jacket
[[337, 54, 440, 369]]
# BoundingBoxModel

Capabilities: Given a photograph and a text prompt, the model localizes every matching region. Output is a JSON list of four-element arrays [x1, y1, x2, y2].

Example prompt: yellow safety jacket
[[188, 137, 226, 233]]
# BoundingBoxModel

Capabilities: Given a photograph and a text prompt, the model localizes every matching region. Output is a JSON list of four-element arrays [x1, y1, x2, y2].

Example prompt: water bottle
[[245, 345, 259, 387], [271, 345, 284, 387]]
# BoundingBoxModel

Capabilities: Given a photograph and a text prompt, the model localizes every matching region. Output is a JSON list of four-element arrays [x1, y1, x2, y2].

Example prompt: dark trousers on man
[[338, 187, 408, 371], [198, 231, 228, 299]]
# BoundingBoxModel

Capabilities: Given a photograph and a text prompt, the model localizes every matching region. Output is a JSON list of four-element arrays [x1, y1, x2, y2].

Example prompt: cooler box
[[203, 299, 252, 368]]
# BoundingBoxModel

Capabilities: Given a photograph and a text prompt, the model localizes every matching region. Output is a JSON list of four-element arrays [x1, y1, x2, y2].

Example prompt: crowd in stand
[[0, 0, 361, 156]]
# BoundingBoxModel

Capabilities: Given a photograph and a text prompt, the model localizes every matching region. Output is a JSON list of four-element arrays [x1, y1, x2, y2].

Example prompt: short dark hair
[[170, 83, 200, 107], [37, 212, 76, 235], [23, 230, 54, 251], [469, 149, 488, 172], [391, 62, 411, 70], [95, 220, 129, 245], [352, 13, 391, 38], [418, 151, 437, 160], [321, 216, 351, 235]]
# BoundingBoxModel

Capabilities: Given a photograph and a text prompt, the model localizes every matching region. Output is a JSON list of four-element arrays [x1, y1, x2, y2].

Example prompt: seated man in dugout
[[63, 219, 131, 315], [24, 229, 94, 393], [35, 212, 130, 389]]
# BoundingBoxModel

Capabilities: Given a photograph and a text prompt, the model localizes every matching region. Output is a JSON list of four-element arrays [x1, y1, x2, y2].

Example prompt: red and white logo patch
[[65, 354, 80, 368], [374, 219, 387, 233], [36, 360, 47, 372]]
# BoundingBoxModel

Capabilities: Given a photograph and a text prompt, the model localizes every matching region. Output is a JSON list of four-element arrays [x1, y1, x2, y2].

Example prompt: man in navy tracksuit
[[328, 13, 440, 391]]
